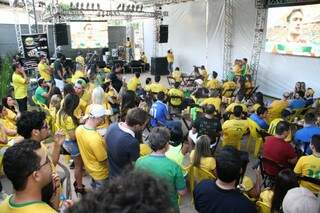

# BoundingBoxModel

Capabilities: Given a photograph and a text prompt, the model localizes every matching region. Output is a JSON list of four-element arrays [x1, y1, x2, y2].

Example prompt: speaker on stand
[[159, 25, 168, 43], [55, 23, 69, 46]]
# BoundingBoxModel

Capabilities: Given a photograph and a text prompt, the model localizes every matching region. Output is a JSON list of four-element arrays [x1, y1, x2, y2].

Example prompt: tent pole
[[205, 0, 209, 68]]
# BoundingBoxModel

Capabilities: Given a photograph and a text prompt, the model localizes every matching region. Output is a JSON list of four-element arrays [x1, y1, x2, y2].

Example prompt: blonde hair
[[50, 94, 61, 111], [91, 86, 105, 105]]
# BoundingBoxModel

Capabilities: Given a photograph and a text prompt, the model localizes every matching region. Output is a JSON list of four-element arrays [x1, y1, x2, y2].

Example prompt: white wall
[[143, 0, 320, 98]]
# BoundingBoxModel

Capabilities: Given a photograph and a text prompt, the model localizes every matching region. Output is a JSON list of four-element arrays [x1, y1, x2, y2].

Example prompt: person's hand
[[50, 173, 61, 210], [53, 130, 65, 146]]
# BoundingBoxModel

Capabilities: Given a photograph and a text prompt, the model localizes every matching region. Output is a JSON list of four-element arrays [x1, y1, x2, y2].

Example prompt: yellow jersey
[[222, 119, 249, 150], [56, 114, 77, 140], [74, 98, 88, 119], [140, 143, 152, 156], [82, 83, 95, 104], [225, 103, 248, 113], [4, 108, 17, 126], [167, 53, 174, 63], [206, 79, 221, 90], [0, 195, 56, 213], [144, 84, 151, 92], [259, 189, 273, 208], [127, 76, 141, 92], [294, 155, 320, 194], [201, 97, 222, 113], [38, 62, 51, 81], [75, 125, 108, 180], [222, 81, 237, 97], [190, 150, 216, 172], [233, 64, 242, 76], [267, 100, 289, 122], [172, 70, 182, 82], [149, 83, 167, 94], [140, 55, 147, 63], [168, 88, 184, 106], [12, 73, 27, 99], [0, 118, 16, 140]]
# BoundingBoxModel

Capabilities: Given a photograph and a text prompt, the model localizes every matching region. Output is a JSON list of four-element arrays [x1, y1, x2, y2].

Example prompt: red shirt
[[262, 136, 297, 176]]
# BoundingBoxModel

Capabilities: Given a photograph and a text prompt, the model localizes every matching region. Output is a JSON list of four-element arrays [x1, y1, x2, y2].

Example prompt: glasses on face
[[25, 156, 51, 178]]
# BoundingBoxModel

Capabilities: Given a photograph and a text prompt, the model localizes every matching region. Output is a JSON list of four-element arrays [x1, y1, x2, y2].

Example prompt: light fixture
[[131, 4, 135, 11], [91, 3, 94, 10], [117, 3, 121, 10], [86, 2, 90, 9], [140, 5, 143, 11], [136, 5, 139, 11], [70, 2, 73, 9], [75, 2, 79, 9], [122, 4, 125, 11], [80, 2, 84, 9], [126, 5, 131, 11], [97, 3, 100, 10]]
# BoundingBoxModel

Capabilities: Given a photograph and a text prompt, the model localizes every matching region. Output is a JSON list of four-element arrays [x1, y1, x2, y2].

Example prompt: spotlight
[[136, 5, 139, 11], [117, 3, 121, 10], [97, 11, 101, 17], [126, 5, 131, 11], [80, 2, 84, 9], [91, 3, 94, 10], [70, 2, 73, 9], [140, 5, 143, 11], [75, 2, 79, 9], [97, 3, 100, 10], [102, 11, 105, 17], [131, 4, 135, 11], [122, 4, 125, 11], [86, 2, 90, 9]]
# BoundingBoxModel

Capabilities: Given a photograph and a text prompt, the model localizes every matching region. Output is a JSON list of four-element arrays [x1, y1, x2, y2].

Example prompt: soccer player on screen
[[286, 9, 306, 43]]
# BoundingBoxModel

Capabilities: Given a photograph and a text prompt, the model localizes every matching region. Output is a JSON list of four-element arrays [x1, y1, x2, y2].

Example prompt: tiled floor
[[0, 72, 260, 212]]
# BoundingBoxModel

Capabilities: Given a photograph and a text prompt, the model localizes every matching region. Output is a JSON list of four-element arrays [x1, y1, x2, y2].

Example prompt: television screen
[[265, 4, 320, 57], [70, 22, 108, 49]]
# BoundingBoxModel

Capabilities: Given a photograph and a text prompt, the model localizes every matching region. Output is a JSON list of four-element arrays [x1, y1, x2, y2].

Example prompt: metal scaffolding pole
[[222, 0, 233, 79], [250, 0, 267, 85]]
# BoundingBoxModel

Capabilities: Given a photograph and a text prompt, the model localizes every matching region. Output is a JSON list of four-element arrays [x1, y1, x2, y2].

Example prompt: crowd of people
[[0, 50, 319, 213]]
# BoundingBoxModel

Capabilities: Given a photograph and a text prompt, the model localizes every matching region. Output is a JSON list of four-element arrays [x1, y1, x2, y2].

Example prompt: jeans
[[91, 178, 108, 189]]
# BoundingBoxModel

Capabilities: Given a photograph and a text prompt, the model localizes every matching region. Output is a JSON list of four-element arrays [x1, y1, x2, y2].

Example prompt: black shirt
[[193, 116, 221, 142], [105, 123, 139, 177], [194, 180, 257, 213]]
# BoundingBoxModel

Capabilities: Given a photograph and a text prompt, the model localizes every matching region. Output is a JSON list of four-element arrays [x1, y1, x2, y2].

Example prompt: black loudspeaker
[[159, 25, 168, 43], [151, 57, 169, 75], [55, 23, 69, 46]]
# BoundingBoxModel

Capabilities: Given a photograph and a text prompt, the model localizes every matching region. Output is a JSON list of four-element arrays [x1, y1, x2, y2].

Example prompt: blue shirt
[[249, 113, 269, 130], [150, 100, 168, 127], [105, 123, 139, 177], [288, 99, 306, 110], [294, 125, 320, 154]]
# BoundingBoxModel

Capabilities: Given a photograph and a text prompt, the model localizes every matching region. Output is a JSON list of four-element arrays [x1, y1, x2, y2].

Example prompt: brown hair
[[193, 135, 212, 167], [125, 107, 149, 127]]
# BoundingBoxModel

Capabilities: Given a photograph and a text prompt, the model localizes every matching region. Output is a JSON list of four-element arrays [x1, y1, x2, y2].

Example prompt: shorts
[[90, 178, 108, 189], [63, 140, 80, 158]]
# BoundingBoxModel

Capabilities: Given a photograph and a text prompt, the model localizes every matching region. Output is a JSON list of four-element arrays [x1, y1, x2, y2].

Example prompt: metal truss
[[223, 0, 233, 80], [250, 0, 267, 84], [133, 0, 196, 7]]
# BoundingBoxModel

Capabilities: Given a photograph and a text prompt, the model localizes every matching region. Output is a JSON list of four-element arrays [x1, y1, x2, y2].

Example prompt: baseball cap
[[195, 79, 203, 86], [282, 187, 319, 213], [87, 104, 108, 118]]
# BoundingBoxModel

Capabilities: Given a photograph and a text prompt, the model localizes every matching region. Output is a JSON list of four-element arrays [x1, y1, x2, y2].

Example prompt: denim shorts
[[63, 140, 80, 158]]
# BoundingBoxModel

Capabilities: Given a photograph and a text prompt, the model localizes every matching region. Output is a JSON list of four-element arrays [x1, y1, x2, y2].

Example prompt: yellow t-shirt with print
[[201, 97, 222, 113], [168, 88, 184, 106], [294, 155, 320, 194], [225, 103, 248, 113], [222, 81, 237, 97], [144, 84, 151, 92], [222, 119, 249, 150], [149, 83, 167, 94], [12, 73, 27, 99], [0, 195, 56, 213], [127, 76, 141, 92], [75, 125, 108, 180], [38, 63, 51, 81], [206, 79, 221, 90], [140, 143, 152, 157], [190, 150, 216, 172], [172, 70, 182, 82], [167, 53, 174, 63], [56, 114, 76, 140]]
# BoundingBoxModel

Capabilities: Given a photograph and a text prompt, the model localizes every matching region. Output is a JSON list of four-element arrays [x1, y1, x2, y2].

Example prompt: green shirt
[[35, 86, 47, 105], [135, 155, 186, 209]]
